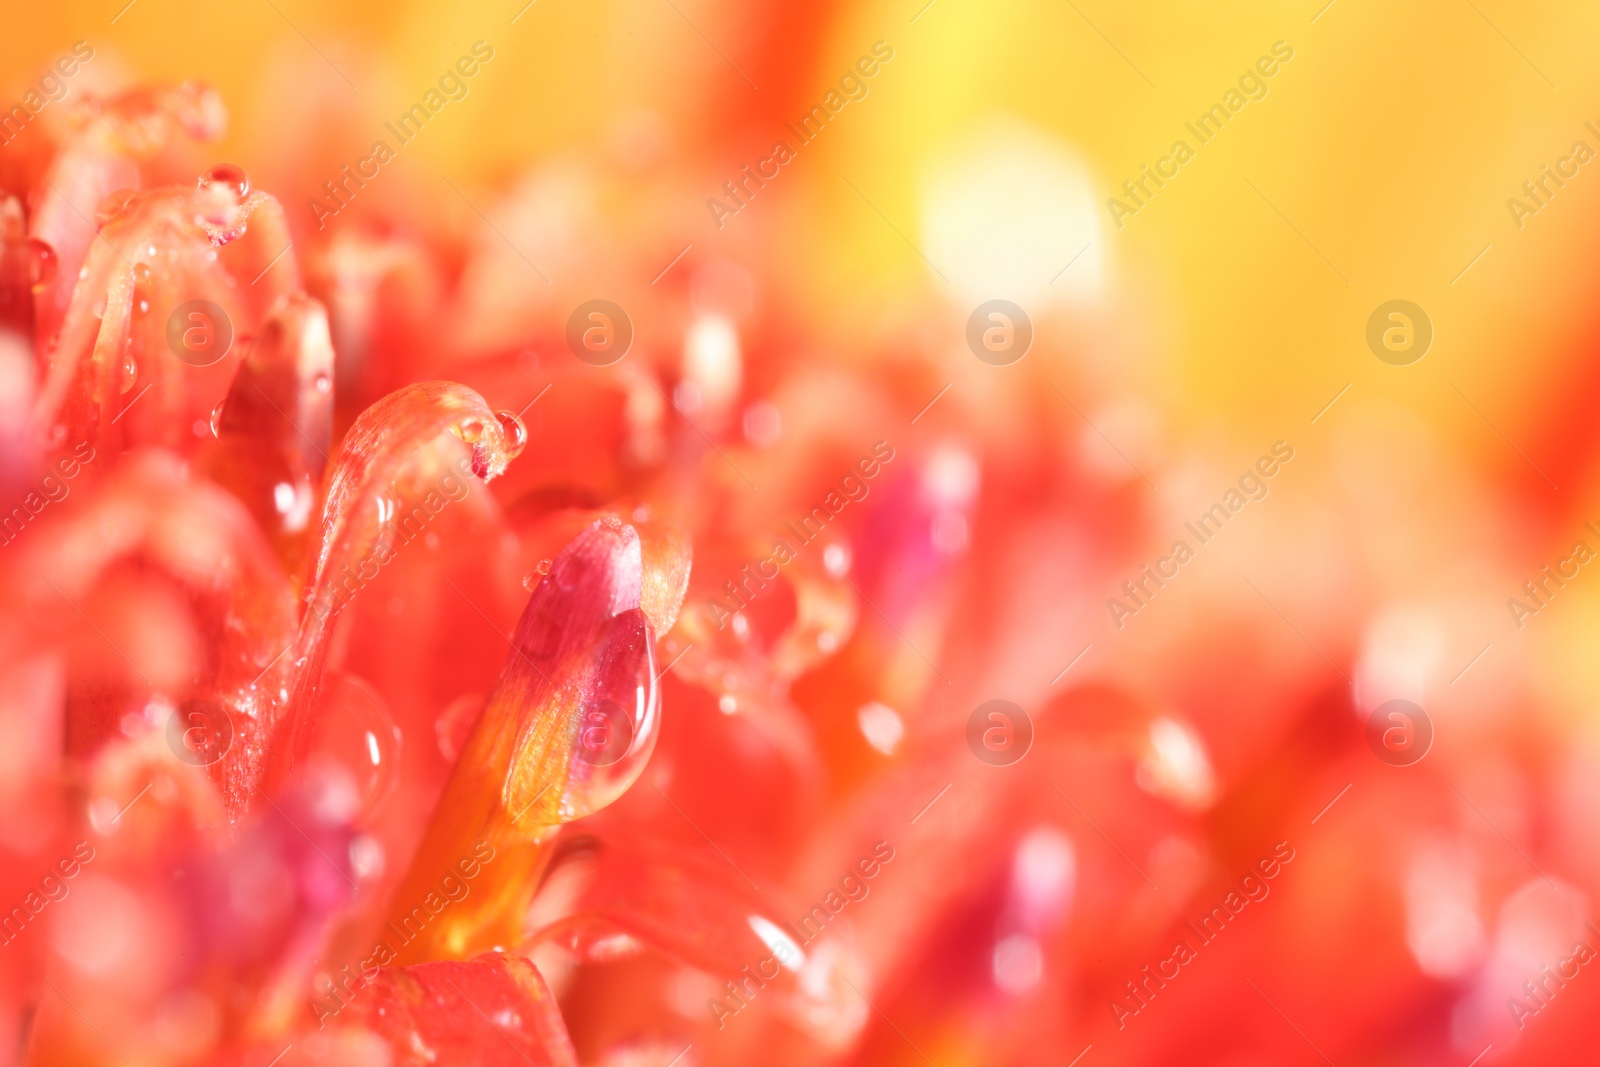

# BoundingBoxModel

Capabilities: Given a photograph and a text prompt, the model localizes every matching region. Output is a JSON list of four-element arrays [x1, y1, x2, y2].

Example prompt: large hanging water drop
[[560, 608, 661, 821], [304, 673, 401, 825]]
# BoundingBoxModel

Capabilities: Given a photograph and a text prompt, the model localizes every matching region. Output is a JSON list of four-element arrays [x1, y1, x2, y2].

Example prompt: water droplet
[[521, 559, 553, 590], [131, 261, 153, 316], [195, 166, 252, 245], [494, 410, 527, 459], [199, 163, 250, 199], [118, 347, 137, 394], [25, 238, 56, 294], [95, 189, 138, 228], [436, 693, 486, 763], [559, 609, 661, 822], [209, 401, 225, 437], [453, 416, 486, 444], [305, 674, 401, 825], [470, 442, 490, 479]]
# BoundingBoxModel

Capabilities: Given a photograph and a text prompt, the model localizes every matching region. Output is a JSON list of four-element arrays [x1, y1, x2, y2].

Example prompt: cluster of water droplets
[[448, 408, 529, 478], [194, 163, 256, 246]]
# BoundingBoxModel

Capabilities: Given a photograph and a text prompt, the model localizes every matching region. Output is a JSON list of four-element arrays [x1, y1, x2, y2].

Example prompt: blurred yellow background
[[7, 0, 1599, 451]]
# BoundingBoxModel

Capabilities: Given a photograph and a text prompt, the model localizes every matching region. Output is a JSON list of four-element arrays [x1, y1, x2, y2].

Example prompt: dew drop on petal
[[209, 401, 225, 438], [95, 189, 138, 228], [119, 348, 138, 394], [520, 560, 553, 590], [562, 610, 661, 821], [494, 410, 528, 458], [199, 163, 250, 199], [25, 238, 56, 294], [305, 674, 402, 825]]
